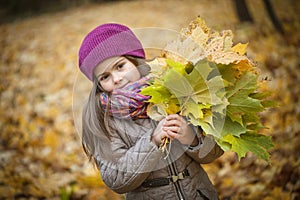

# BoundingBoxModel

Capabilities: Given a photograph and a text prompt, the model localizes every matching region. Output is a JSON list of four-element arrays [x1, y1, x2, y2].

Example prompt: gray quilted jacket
[[95, 118, 223, 200]]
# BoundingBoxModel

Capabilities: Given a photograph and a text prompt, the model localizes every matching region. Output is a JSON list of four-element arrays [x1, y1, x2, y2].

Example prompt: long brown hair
[[81, 56, 150, 167]]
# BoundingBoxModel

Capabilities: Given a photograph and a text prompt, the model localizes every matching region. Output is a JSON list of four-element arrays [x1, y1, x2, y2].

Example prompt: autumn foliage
[[0, 1, 299, 199]]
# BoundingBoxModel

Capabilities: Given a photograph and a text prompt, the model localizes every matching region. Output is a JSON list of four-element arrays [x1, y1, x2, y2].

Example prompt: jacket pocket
[[196, 189, 210, 200]]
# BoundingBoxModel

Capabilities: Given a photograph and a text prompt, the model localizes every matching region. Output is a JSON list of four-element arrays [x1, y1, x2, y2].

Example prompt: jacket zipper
[[166, 153, 185, 200]]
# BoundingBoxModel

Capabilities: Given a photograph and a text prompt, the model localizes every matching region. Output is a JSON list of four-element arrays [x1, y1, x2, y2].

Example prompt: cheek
[[100, 81, 114, 92], [125, 68, 141, 81]]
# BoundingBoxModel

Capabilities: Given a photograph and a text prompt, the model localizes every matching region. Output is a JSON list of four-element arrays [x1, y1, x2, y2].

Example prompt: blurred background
[[0, 0, 299, 199]]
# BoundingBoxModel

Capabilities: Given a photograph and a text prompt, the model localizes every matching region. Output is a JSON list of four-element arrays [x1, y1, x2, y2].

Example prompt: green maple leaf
[[242, 112, 265, 131], [250, 91, 276, 108], [186, 61, 212, 104], [226, 72, 264, 125], [163, 68, 193, 99], [221, 116, 247, 137], [140, 84, 171, 104], [221, 132, 274, 161], [226, 71, 256, 98], [189, 113, 216, 136], [166, 59, 187, 75], [182, 98, 211, 119], [163, 59, 225, 106], [216, 63, 236, 86], [193, 59, 215, 80], [193, 61, 228, 115]]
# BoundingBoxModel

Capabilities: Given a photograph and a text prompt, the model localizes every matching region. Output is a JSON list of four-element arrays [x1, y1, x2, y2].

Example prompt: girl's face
[[94, 56, 141, 92]]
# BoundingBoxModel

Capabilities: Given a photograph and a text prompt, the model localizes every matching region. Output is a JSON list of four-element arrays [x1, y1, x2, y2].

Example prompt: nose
[[112, 72, 122, 84]]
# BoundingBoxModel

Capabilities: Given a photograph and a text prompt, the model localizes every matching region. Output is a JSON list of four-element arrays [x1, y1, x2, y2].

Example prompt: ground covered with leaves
[[0, 0, 299, 199]]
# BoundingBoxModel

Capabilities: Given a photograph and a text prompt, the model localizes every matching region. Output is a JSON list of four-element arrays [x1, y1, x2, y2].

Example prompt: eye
[[117, 63, 125, 70], [99, 74, 110, 81]]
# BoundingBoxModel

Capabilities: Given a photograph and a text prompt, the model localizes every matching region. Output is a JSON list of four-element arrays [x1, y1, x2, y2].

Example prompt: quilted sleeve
[[95, 122, 163, 194], [186, 132, 224, 164]]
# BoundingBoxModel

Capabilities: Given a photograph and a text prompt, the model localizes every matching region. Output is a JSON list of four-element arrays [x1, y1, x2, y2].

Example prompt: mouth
[[118, 81, 130, 89]]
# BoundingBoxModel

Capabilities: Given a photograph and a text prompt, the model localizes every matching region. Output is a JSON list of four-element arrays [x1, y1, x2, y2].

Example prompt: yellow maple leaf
[[232, 60, 257, 79], [231, 43, 248, 55]]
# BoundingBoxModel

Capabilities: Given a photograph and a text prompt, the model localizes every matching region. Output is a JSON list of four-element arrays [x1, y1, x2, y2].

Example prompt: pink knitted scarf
[[100, 77, 150, 119]]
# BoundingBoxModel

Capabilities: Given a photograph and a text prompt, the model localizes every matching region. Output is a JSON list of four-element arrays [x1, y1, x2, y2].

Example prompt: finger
[[166, 114, 187, 125], [164, 119, 181, 127], [166, 130, 177, 139], [163, 126, 181, 133], [166, 114, 181, 121]]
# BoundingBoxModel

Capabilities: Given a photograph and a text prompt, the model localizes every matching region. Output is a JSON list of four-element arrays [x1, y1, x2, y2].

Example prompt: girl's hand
[[163, 114, 198, 146], [151, 118, 169, 147]]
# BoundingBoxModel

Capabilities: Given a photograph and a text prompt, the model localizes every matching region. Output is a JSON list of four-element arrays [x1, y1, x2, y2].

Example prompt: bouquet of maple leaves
[[140, 17, 274, 162]]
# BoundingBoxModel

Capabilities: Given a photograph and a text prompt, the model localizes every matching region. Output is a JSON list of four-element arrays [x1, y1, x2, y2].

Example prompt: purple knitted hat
[[78, 23, 145, 81]]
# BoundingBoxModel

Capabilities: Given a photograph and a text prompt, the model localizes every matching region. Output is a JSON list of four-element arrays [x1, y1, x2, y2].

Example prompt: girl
[[78, 23, 223, 200]]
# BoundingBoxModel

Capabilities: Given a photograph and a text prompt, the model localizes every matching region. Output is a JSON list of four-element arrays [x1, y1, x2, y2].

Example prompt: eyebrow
[[96, 57, 126, 79]]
